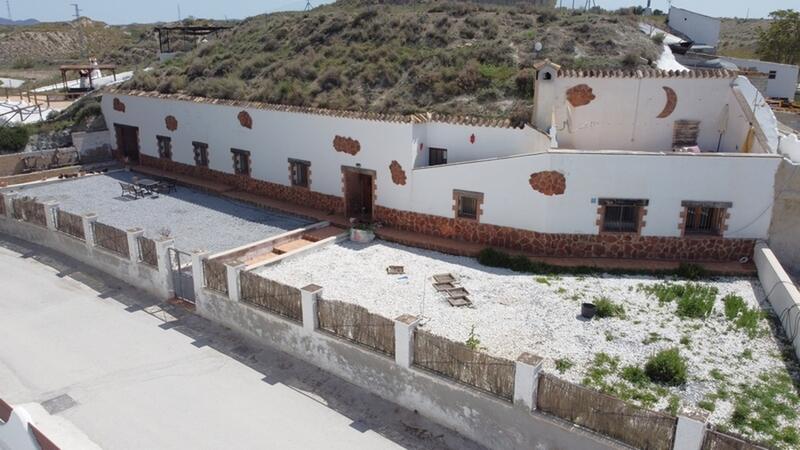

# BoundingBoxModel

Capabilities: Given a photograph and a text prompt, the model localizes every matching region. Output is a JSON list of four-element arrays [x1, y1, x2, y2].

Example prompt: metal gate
[[169, 248, 195, 303]]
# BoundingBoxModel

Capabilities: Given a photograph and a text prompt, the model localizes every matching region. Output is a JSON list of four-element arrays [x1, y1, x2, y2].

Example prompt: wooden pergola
[[154, 25, 231, 54], [59, 64, 117, 91]]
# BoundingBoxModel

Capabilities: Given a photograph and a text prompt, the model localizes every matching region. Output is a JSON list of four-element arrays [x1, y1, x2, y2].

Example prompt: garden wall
[[753, 241, 800, 361]]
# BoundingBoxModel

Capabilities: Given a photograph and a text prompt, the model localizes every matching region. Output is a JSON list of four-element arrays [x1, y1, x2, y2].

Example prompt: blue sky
[[7, 0, 798, 24]]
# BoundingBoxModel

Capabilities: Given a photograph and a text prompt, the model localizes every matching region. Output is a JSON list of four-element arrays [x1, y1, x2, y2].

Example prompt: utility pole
[[177, 3, 181, 21], [5, 0, 11, 21], [70, 3, 86, 59], [304, 0, 312, 11]]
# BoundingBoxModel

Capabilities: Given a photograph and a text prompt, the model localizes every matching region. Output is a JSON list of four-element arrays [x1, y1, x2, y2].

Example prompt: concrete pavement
[[0, 234, 483, 450]]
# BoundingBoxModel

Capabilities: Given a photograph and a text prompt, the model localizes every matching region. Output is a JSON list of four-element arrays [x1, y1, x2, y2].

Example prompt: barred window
[[231, 148, 250, 176], [429, 147, 447, 166], [682, 201, 731, 236], [599, 199, 648, 233], [289, 159, 310, 188], [157, 135, 172, 160], [193, 141, 209, 167]]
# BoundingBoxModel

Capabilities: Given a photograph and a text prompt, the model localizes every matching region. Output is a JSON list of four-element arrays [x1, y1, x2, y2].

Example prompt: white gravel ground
[[256, 239, 799, 432], [8, 171, 310, 253]]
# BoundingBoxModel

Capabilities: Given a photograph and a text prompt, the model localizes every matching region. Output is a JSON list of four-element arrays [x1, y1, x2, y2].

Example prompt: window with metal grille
[[768, 70, 777, 80], [157, 135, 172, 160], [682, 201, 731, 236], [193, 141, 209, 167], [289, 158, 310, 187], [429, 147, 447, 166], [599, 199, 648, 233], [231, 148, 250, 176], [454, 190, 483, 220]]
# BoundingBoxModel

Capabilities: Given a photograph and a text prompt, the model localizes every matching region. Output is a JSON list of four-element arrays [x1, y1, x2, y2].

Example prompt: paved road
[[0, 235, 483, 450]]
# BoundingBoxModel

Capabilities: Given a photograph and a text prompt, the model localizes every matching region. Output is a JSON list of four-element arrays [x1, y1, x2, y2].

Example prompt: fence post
[[190, 250, 208, 299], [513, 353, 543, 411], [81, 213, 98, 248], [673, 411, 708, 450], [393, 314, 420, 368], [125, 228, 145, 263], [43, 202, 59, 231], [3, 193, 17, 219], [225, 260, 246, 302], [301, 284, 322, 332]]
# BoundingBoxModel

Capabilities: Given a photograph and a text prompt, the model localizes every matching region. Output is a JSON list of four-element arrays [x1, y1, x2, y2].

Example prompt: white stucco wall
[[410, 151, 780, 239], [535, 75, 757, 153], [414, 122, 548, 167], [724, 57, 800, 100], [779, 133, 800, 163], [668, 7, 721, 47]]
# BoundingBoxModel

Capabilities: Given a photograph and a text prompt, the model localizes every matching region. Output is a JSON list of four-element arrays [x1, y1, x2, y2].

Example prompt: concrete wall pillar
[[2, 192, 17, 219], [225, 261, 246, 302], [43, 202, 59, 231], [301, 284, 323, 332], [513, 353, 544, 411], [126, 228, 145, 263], [394, 314, 421, 368], [190, 250, 209, 301], [156, 238, 176, 297], [673, 412, 708, 450], [81, 213, 98, 248]]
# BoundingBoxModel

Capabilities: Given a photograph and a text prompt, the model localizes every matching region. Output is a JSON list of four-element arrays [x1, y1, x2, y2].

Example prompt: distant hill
[[120, 0, 660, 120], [0, 18, 39, 26], [0, 17, 158, 69]]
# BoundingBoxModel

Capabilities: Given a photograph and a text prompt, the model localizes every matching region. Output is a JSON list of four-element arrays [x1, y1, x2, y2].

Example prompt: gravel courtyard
[[256, 240, 800, 446], [9, 171, 310, 253]]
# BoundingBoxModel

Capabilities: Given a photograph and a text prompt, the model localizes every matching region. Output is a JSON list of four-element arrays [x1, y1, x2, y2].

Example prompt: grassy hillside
[[120, 1, 661, 120], [717, 18, 770, 60]]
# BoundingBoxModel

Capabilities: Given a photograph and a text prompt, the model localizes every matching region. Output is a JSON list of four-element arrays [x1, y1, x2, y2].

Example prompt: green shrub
[[639, 282, 718, 319], [594, 296, 626, 319], [0, 126, 30, 152], [651, 32, 665, 45], [644, 348, 688, 386], [621, 365, 648, 386], [555, 358, 574, 373], [675, 263, 707, 280], [723, 294, 747, 320]]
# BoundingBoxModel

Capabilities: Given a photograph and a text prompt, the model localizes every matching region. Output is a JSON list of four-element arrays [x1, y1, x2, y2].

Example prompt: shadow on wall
[[0, 234, 484, 450]]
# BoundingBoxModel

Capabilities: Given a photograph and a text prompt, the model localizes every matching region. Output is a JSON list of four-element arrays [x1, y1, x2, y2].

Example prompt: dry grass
[[119, 2, 660, 119]]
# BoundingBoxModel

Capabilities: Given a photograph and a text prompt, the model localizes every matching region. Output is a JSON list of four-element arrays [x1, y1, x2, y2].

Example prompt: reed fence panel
[[701, 430, 768, 450], [318, 299, 395, 356], [413, 329, 515, 400], [92, 222, 129, 257], [56, 210, 85, 240], [537, 373, 677, 450], [12, 197, 46, 227], [240, 271, 302, 322], [137, 236, 158, 267], [203, 259, 228, 294]]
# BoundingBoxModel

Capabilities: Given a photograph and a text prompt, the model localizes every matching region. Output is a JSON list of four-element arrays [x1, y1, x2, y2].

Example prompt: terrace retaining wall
[[0, 197, 173, 300], [754, 241, 800, 361], [194, 286, 619, 450]]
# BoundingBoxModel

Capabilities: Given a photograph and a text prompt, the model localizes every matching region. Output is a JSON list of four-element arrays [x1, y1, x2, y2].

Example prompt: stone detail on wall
[[529, 171, 566, 196], [238, 111, 253, 129], [333, 136, 360, 156], [165, 115, 178, 131], [566, 84, 595, 107], [657, 86, 678, 119], [374, 205, 753, 262], [139, 155, 343, 214], [389, 161, 406, 186], [113, 98, 126, 112]]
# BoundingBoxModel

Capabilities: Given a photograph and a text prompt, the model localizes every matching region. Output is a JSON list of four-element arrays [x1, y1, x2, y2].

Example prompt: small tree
[[756, 10, 800, 65], [0, 126, 30, 153]]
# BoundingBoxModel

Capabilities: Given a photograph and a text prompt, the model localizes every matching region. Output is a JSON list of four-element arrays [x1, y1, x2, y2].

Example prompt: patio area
[[6, 171, 311, 253]]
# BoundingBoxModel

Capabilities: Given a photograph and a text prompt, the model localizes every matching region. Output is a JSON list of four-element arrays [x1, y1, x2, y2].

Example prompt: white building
[[667, 6, 721, 48], [100, 63, 783, 262], [721, 57, 800, 100]]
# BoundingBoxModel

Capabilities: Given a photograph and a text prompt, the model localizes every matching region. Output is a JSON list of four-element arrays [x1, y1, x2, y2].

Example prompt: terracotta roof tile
[[556, 68, 737, 79], [108, 89, 525, 129]]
